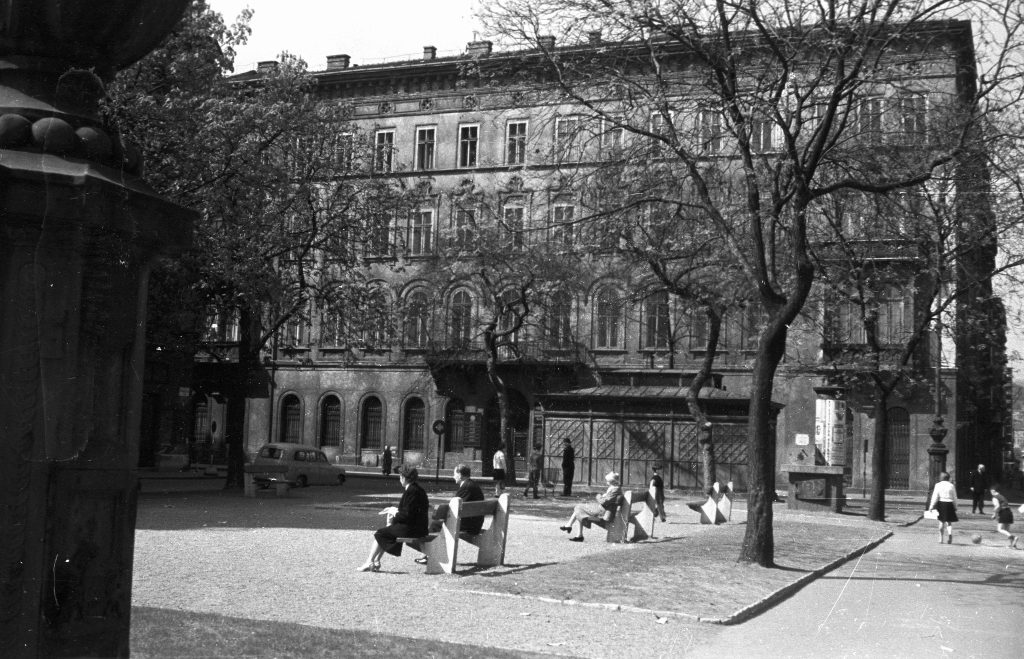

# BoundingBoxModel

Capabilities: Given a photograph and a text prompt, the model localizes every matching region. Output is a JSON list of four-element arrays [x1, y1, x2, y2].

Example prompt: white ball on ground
[[971, 533, 982, 544]]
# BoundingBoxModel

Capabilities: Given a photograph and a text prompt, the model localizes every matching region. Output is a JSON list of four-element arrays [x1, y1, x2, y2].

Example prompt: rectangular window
[[454, 208, 475, 250], [601, 116, 624, 158], [458, 124, 479, 168], [367, 215, 393, 257], [697, 109, 722, 154], [415, 126, 436, 170], [650, 112, 667, 157], [596, 290, 622, 349], [555, 115, 582, 163], [374, 129, 395, 173], [751, 119, 774, 153], [503, 204, 525, 249], [551, 204, 574, 245], [857, 97, 884, 143], [408, 209, 433, 256], [335, 133, 354, 171], [643, 292, 670, 349], [506, 120, 528, 165], [896, 94, 927, 141]]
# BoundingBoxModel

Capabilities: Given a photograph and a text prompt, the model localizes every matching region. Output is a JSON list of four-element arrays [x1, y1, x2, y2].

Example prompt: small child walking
[[649, 464, 666, 523], [990, 482, 1018, 548]]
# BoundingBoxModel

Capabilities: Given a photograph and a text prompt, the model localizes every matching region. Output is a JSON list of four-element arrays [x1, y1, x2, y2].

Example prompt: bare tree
[[480, 0, 1024, 565]]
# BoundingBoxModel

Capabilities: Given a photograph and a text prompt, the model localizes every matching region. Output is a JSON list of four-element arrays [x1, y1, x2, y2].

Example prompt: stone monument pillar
[[0, 2, 193, 656]]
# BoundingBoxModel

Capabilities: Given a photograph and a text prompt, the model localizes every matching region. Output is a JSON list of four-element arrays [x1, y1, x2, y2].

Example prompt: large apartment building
[[164, 19, 1009, 493]]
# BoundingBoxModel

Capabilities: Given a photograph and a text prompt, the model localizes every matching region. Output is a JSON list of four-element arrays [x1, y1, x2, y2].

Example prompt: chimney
[[588, 30, 602, 45], [326, 54, 351, 70], [423, 46, 437, 61], [467, 40, 492, 58], [538, 35, 556, 49], [256, 60, 279, 75]]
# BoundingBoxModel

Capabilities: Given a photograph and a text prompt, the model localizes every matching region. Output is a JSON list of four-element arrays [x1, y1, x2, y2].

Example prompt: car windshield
[[259, 447, 283, 459]]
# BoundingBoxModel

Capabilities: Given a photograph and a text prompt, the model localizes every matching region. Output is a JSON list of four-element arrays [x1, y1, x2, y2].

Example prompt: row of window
[[208, 282, 913, 353], [367, 93, 931, 173]]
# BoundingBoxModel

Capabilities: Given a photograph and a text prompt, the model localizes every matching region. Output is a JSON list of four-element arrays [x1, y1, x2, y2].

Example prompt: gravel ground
[[132, 483, 915, 658]]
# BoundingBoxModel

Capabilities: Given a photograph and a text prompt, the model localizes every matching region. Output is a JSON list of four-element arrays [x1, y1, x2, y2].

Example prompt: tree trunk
[[738, 323, 787, 567], [484, 328, 517, 485], [687, 307, 721, 494], [868, 396, 890, 521], [224, 305, 258, 490]]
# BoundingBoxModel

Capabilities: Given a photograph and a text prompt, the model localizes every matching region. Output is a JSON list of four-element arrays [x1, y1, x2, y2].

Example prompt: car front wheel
[[295, 475, 308, 488], [337, 474, 346, 485]]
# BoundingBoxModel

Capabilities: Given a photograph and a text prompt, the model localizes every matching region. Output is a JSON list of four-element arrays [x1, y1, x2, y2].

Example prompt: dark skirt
[[374, 522, 421, 557], [492, 469, 506, 482], [997, 507, 1013, 525], [935, 501, 958, 523]]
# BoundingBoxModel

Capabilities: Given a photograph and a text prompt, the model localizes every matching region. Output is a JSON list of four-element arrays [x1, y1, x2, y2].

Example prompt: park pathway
[[687, 513, 1024, 658]]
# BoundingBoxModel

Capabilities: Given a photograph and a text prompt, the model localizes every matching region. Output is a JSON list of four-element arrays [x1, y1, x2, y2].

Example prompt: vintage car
[[250, 443, 347, 488]]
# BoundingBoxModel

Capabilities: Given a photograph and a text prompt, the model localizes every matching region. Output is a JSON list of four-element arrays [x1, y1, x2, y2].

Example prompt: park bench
[[397, 493, 510, 574], [687, 481, 733, 524], [243, 464, 294, 497], [581, 489, 657, 543]]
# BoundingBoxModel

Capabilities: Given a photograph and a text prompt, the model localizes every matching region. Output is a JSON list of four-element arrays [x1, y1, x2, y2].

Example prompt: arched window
[[595, 287, 622, 349], [280, 394, 301, 443], [450, 290, 473, 347], [547, 289, 573, 348], [363, 288, 391, 349], [319, 396, 342, 447], [886, 407, 910, 489], [404, 290, 430, 349], [360, 396, 383, 450], [642, 290, 670, 349], [403, 398, 426, 451]]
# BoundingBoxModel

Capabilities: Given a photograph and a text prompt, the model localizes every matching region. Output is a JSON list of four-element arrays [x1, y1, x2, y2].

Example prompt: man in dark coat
[[426, 463, 485, 538], [561, 438, 575, 496], [969, 463, 989, 514], [524, 444, 544, 499]]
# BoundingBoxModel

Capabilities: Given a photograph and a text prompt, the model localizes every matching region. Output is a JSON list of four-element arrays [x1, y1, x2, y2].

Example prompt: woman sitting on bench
[[357, 464, 429, 572], [559, 471, 622, 542]]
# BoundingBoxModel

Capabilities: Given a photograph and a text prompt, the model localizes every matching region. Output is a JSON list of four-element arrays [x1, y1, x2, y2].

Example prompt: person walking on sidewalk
[[561, 438, 575, 496], [380, 445, 393, 476], [524, 444, 543, 499], [928, 471, 958, 544], [969, 463, 989, 514], [989, 482, 1017, 548], [491, 443, 507, 497]]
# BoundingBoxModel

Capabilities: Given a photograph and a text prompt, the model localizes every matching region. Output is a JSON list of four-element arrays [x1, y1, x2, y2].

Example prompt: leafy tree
[[480, 0, 1023, 565], [107, 0, 408, 486]]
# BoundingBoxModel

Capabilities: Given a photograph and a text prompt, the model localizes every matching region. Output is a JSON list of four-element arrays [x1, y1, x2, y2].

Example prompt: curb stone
[[707, 530, 894, 625]]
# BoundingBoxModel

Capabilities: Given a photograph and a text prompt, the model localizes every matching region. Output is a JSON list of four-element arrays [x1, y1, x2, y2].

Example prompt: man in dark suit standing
[[969, 463, 989, 514], [561, 438, 575, 496]]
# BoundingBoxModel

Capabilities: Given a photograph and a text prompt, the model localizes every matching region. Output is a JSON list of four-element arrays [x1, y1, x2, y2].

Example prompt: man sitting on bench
[[417, 463, 485, 564], [558, 471, 622, 542]]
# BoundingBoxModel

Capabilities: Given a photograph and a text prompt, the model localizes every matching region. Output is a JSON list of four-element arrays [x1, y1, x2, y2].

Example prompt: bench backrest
[[622, 490, 657, 541], [436, 493, 509, 570]]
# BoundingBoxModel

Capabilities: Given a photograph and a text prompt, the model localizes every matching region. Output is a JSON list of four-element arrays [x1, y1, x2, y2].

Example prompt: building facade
[[162, 20, 1009, 494]]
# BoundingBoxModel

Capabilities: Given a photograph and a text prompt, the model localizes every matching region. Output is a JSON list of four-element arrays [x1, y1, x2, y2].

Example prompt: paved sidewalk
[[687, 512, 1024, 658]]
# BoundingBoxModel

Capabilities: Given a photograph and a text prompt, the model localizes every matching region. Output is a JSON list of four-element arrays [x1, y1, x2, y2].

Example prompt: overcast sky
[[206, 0, 485, 71]]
